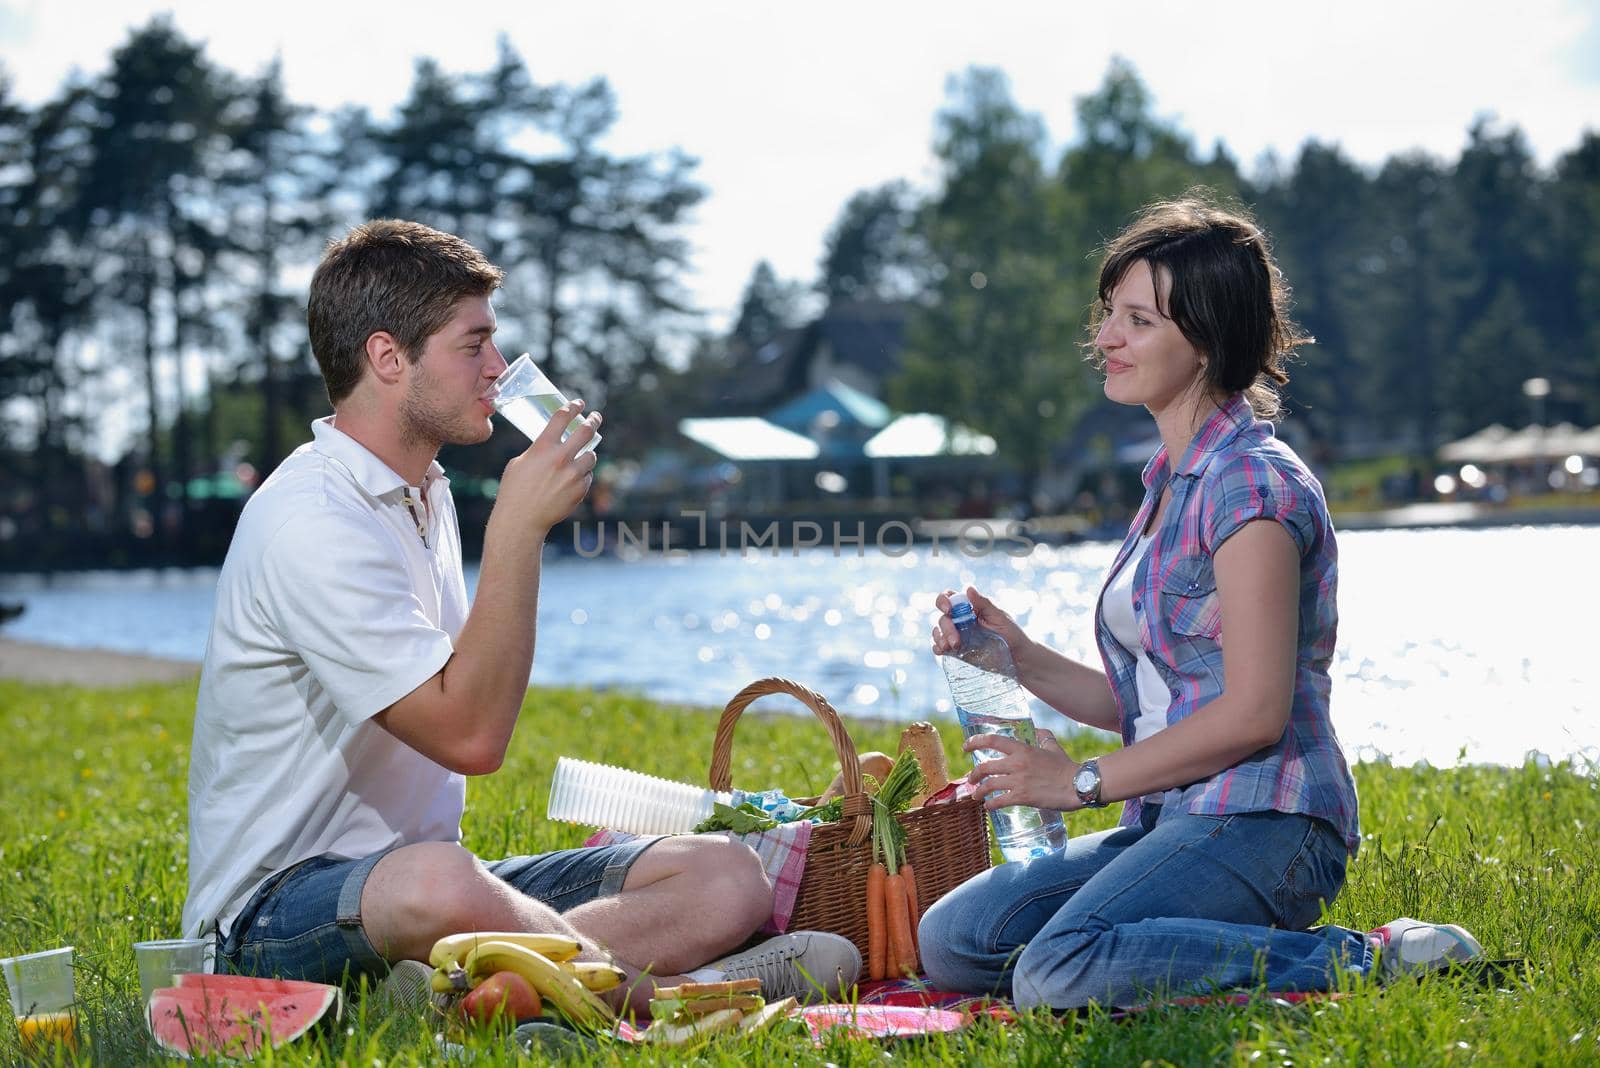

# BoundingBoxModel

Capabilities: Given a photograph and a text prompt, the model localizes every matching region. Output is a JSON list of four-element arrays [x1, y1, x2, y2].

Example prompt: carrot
[[867, 861, 888, 981], [901, 861, 922, 969], [884, 870, 916, 977]]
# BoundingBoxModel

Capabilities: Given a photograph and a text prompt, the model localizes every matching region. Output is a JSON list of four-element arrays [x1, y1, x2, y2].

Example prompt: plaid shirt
[[1096, 393, 1360, 854]]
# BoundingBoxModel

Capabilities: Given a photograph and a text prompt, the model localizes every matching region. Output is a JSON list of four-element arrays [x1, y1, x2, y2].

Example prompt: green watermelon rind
[[148, 974, 342, 1058]]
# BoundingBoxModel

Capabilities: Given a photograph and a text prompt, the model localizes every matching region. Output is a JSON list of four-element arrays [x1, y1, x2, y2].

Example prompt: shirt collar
[[310, 417, 447, 499], [1139, 392, 1259, 489]]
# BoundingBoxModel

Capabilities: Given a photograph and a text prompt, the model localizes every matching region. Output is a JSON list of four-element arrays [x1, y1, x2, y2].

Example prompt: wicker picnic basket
[[709, 677, 992, 958]]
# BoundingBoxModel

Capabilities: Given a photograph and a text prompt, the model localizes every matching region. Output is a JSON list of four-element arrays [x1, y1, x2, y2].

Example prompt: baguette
[[898, 722, 949, 808]]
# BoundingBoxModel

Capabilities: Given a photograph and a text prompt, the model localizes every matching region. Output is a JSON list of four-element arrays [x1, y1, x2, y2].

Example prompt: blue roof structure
[[765, 379, 891, 434]]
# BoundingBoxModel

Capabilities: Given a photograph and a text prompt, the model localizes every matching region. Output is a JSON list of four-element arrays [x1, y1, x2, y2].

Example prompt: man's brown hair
[[307, 220, 504, 405]]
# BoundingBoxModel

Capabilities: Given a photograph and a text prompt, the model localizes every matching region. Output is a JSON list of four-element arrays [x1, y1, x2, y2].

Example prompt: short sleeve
[[257, 511, 454, 726], [1200, 454, 1320, 558]]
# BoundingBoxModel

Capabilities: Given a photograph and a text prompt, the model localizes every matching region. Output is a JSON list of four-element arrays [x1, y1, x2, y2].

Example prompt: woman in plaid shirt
[[919, 193, 1483, 1009]]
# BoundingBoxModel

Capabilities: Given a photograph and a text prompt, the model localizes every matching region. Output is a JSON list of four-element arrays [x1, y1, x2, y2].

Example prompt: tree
[[1448, 119, 1562, 430], [731, 261, 803, 349], [1446, 282, 1544, 428], [220, 58, 326, 471], [360, 43, 705, 460], [1549, 133, 1600, 421], [1057, 57, 1239, 253], [1251, 142, 1373, 446], [892, 68, 1092, 506], [0, 75, 100, 560], [818, 181, 928, 306], [484, 68, 705, 458], [78, 17, 234, 547]]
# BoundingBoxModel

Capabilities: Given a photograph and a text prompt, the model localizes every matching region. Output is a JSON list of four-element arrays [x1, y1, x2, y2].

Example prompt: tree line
[[2, 23, 1597, 568], [740, 62, 1599, 505], [1, 19, 705, 567]]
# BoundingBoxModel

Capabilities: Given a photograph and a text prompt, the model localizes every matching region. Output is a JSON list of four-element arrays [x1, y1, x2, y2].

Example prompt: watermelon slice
[[148, 973, 343, 1058]]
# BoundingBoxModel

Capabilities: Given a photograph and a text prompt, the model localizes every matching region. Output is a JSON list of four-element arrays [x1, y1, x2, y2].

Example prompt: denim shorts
[[218, 838, 660, 986]]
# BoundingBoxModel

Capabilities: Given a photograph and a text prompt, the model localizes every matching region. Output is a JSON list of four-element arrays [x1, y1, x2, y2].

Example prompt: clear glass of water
[[489, 353, 601, 454]]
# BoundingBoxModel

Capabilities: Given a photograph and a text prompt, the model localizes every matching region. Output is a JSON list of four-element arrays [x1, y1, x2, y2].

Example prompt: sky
[[3, 0, 1599, 336]]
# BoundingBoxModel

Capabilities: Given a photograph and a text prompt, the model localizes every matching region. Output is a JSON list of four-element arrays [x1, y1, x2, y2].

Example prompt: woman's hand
[[965, 728, 1082, 812], [930, 586, 1032, 657]]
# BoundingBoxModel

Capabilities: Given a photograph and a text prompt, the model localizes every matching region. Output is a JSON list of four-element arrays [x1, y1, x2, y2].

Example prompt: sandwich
[[642, 979, 799, 1044]]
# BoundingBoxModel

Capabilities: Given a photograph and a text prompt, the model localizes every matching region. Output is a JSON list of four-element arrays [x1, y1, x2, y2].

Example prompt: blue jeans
[[918, 806, 1371, 1009], [219, 839, 660, 986]]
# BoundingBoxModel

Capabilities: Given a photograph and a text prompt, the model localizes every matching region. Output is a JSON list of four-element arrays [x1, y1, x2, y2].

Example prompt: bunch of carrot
[[865, 750, 925, 981]]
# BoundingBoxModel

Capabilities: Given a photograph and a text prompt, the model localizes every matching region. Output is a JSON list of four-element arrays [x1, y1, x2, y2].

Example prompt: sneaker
[[374, 958, 435, 1013], [705, 931, 861, 1003], [1369, 917, 1484, 979]]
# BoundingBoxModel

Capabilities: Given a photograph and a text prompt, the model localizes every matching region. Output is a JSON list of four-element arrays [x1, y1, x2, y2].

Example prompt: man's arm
[[376, 404, 600, 775]]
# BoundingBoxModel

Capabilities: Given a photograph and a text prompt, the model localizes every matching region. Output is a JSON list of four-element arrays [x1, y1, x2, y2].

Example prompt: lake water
[[3, 525, 1595, 770]]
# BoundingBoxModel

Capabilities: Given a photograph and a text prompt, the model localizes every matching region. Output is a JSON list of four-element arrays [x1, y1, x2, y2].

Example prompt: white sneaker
[[706, 931, 861, 1003], [374, 958, 435, 1013], [1369, 917, 1483, 979]]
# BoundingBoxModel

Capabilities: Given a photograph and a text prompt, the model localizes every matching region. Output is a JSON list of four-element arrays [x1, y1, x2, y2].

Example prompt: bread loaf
[[898, 722, 949, 808], [818, 751, 896, 803]]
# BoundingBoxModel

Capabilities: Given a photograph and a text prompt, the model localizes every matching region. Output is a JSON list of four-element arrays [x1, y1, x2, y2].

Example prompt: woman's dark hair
[[1089, 189, 1310, 418]]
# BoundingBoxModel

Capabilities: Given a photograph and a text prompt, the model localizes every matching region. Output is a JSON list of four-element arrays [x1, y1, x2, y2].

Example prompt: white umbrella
[[1437, 424, 1514, 463]]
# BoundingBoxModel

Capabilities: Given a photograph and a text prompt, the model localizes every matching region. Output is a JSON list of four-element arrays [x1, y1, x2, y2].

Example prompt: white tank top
[[1101, 531, 1172, 802]]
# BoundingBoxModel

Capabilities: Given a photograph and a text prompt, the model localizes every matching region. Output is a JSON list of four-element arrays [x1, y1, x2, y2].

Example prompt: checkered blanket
[[584, 822, 813, 935]]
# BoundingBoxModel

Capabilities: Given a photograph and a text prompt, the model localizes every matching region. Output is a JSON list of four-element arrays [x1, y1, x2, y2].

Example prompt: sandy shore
[[0, 637, 200, 686]]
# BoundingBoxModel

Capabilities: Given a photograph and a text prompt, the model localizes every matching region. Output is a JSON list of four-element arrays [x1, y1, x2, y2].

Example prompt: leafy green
[[795, 796, 844, 823], [691, 801, 779, 834]]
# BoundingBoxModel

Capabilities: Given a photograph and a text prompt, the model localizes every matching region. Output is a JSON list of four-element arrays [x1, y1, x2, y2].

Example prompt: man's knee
[[364, 842, 493, 951], [679, 837, 770, 931]]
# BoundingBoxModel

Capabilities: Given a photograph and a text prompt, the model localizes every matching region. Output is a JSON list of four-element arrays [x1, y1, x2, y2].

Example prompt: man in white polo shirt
[[184, 220, 858, 1013]]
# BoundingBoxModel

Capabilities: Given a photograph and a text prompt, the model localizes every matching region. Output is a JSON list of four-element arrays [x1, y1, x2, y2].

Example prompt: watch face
[[1074, 766, 1096, 793]]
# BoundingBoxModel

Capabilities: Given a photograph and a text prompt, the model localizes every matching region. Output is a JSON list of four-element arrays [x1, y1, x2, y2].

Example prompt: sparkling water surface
[[3, 525, 1594, 770]]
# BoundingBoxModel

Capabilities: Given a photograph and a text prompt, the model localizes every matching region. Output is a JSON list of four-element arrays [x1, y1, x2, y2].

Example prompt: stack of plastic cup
[[547, 757, 732, 835]]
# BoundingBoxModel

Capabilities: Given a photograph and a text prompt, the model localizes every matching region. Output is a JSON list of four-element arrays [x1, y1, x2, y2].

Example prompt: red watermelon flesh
[[149, 974, 342, 1058]]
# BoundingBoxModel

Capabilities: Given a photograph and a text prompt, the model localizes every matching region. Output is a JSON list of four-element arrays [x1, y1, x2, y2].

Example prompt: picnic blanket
[[610, 1003, 969, 1043], [584, 822, 812, 934]]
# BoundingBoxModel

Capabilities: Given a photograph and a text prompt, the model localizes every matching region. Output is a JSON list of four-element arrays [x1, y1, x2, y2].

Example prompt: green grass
[[1, 678, 1597, 1065]]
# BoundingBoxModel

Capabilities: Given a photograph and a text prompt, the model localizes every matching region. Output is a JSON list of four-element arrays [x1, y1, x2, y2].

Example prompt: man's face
[[398, 295, 508, 449]]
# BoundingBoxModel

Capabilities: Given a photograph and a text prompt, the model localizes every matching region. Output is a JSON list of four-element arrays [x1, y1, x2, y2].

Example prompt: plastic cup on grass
[[2, 946, 77, 1052], [134, 937, 213, 1006]]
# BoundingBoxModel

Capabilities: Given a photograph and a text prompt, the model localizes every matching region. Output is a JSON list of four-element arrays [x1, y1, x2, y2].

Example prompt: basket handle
[[711, 677, 872, 847]]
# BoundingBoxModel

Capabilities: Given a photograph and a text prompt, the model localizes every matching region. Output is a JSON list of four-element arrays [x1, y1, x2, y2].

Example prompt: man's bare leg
[[359, 837, 771, 1015], [562, 834, 772, 973]]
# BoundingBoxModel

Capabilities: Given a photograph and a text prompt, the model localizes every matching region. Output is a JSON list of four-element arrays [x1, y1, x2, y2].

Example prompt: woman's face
[[1095, 259, 1207, 416]]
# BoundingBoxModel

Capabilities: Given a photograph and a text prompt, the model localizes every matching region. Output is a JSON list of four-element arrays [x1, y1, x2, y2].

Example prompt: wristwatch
[[1073, 758, 1106, 808]]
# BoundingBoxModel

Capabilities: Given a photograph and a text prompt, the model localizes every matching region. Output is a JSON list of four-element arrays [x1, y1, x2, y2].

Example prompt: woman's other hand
[[965, 727, 1081, 811]]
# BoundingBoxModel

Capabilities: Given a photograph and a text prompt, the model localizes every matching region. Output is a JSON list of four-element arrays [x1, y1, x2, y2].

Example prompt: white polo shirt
[[184, 418, 469, 939]]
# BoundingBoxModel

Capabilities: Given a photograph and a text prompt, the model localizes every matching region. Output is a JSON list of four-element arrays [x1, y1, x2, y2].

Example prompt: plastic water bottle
[[940, 593, 1067, 862]]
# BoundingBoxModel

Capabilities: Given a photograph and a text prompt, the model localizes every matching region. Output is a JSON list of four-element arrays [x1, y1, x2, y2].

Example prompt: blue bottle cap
[[949, 593, 976, 625]]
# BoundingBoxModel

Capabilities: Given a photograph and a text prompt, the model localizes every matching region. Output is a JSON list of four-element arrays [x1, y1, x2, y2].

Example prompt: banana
[[462, 940, 614, 1031], [428, 931, 582, 970], [430, 966, 459, 995], [559, 960, 626, 993]]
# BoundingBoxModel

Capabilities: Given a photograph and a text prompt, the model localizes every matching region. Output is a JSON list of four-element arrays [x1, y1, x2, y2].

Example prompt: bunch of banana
[[430, 931, 581, 971], [425, 932, 619, 1031]]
